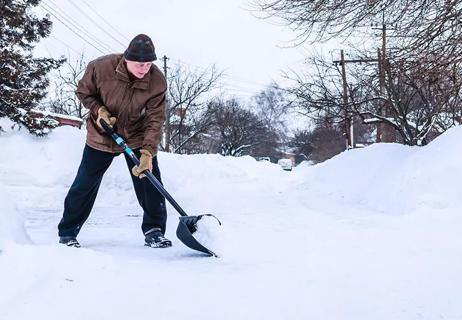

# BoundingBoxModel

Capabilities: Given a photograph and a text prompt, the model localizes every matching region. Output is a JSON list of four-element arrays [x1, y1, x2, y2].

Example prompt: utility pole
[[372, 14, 396, 143], [162, 55, 171, 152], [333, 50, 377, 149], [340, 50, 352, 149], [377, 47, 385, 142]]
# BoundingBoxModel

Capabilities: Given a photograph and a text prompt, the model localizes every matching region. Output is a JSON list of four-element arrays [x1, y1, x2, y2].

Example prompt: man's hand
[[96, 106, 116, 131], [131, 149, 153, 178]]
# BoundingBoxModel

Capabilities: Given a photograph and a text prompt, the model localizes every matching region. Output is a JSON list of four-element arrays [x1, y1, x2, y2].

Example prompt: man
[[58, 34, 171, 249]]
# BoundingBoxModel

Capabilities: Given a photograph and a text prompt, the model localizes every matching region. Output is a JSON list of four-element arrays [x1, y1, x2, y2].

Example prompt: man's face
[[125, 60, 152, 79]]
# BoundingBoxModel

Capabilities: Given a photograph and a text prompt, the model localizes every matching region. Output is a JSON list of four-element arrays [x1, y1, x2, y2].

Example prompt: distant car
[[278, 158, 293, 171], [257, 157, 271, 162]]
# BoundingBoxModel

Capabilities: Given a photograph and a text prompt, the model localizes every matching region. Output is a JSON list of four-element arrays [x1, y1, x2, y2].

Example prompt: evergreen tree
[[0, 0, 64, 135]]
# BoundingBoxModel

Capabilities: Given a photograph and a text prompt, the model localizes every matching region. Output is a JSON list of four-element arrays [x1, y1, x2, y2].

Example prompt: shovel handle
[[99, 119, 189, 217]]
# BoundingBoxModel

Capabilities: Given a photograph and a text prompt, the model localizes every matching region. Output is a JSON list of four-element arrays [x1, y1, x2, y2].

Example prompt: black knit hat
[[124, 34, 157, 62]]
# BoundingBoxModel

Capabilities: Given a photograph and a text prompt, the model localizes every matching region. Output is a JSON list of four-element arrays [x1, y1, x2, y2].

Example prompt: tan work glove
[[96, 106, 116, 131], [131, 149, 153, 178]]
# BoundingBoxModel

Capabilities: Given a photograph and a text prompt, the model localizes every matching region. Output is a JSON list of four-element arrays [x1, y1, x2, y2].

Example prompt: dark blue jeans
[[58, 145, 167, 237]]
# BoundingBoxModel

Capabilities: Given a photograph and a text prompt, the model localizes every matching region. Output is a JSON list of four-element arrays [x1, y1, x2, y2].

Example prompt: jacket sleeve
[[142, 85, 166, 156], [76, 61, 103, 120]]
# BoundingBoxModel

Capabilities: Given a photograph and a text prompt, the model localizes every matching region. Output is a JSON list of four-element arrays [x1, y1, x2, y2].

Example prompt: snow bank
[[295, 125, 462, 214], [0, 185, 31, 250], [2, 119, 462, 218], [0, 121, 287, 203], [0, 124, 86, 187], [0, 119, 32, 249]]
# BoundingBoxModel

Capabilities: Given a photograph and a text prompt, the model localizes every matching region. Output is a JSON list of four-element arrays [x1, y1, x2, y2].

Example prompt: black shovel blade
[[176, 215, 219, 257]]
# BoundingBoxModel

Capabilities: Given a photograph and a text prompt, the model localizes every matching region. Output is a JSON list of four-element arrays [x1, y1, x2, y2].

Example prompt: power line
[[169, 57, 216, 73], [42, 0, 114, 53], [40, 3, 107, 55], [170, 57, 271, 89], [223, 77, 271, 89], [49, 35, 82, 55], [218, 84, 263, 96], [170, 60, 270, 96], [79, 0, 131, 43], [66, 0, 127, 49], [45, 0, 115, 52], [223, 74, 272, 88], [221, 81, 265, 91]]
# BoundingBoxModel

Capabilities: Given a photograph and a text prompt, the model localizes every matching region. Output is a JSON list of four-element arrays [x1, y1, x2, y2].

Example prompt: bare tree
[[308, 124, 346, 163], [289, 129, 313, 159], [352, 56, 462, 145], [46, 54, 87, 120], [254, 0, 414, 42], [290, 118, 372, 163], [254, 1, 461, 48], [251, 82, 291, 131], [287, 53, 462, 146], [168, 101, 219, 154], [253, 0, 462, 153], [164, 63, 222, 153], [255, 1, 462, 78], [208, 99, 279, 157], [288, 55, 345, 126]]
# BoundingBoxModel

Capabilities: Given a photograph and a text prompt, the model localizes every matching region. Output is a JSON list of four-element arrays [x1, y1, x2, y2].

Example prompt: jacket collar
[[115, 57, 151, 90]]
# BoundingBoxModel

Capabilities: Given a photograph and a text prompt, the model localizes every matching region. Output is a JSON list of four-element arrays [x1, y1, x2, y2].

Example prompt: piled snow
[[0, 185, 30, 250], [294, 126, 462, 214], [0, 118, 32, 249], [1, 120, 462, 320], [192, 214, 223, 256]]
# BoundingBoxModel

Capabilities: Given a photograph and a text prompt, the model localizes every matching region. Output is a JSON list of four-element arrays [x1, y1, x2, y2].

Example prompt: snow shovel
[[100, 119, 221, 257]]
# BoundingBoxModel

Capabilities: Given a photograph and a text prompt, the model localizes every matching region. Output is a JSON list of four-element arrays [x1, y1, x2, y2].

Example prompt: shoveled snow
[[192, 214, 223, 256], [0, 185, 30, 251], [1, 120, 462, 320]]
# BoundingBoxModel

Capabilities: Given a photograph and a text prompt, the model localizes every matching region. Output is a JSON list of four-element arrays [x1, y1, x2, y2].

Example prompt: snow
[[0, 185, 30, 251], [192, 214, 223, 256], [30, 109, 84, 122], [1, 121, 462, 320]]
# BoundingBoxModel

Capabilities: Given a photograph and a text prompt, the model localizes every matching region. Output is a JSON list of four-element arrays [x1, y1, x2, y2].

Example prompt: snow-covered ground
[[1, 118, 462, 320]]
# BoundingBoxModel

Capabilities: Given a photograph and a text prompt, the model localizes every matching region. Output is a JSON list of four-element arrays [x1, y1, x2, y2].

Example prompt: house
[[31, 109, 84, 128]]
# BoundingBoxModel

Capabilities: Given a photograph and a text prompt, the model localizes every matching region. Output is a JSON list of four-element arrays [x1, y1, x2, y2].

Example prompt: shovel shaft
[[100, 119, 189, 217]]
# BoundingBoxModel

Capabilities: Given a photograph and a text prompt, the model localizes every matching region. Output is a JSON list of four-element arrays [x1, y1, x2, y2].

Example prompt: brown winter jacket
[[76, 54, 166, 155]]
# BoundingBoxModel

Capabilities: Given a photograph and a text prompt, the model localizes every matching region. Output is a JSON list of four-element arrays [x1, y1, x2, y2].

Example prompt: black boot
[[59, 236, 81, 248], [144, 228, 172, 248]]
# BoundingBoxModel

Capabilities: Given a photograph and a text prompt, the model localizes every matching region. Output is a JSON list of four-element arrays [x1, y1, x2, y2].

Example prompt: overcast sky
[[33, 0, 315, 100]]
